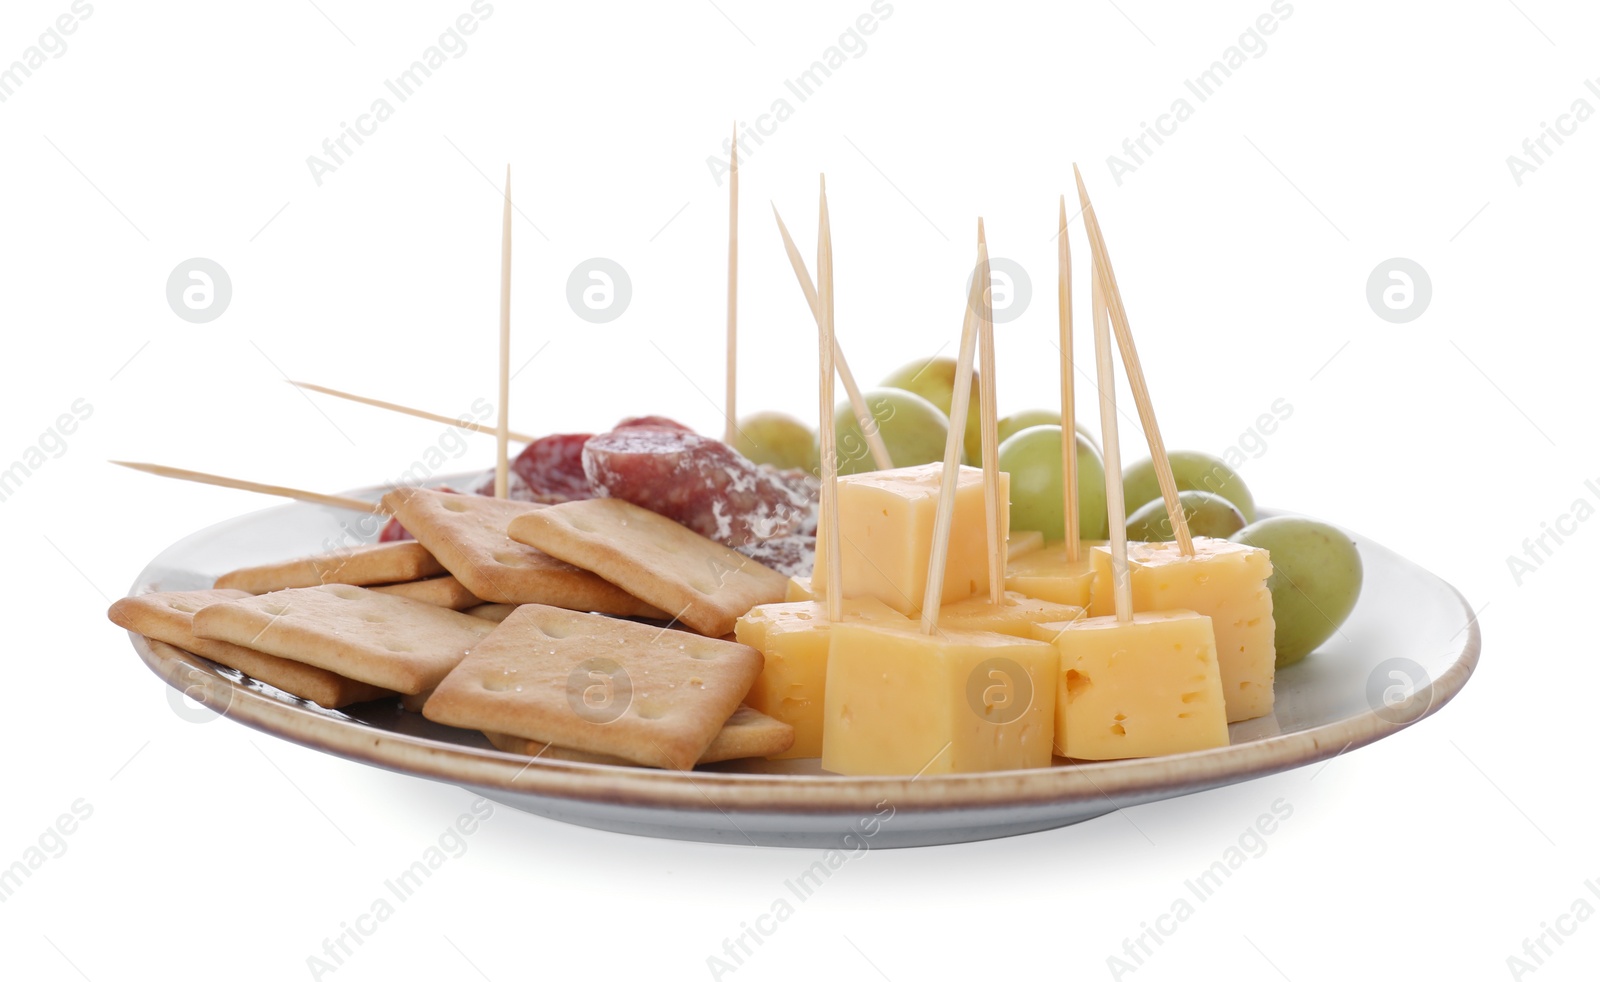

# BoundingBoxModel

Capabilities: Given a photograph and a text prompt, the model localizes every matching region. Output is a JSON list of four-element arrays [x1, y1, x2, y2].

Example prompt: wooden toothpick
[[111, 461, 386, 515], [817, 176, 843, 622], [1058, 195, 1081, 563], [975, 220, 1003, 605], [1072, 164, 1194, 556], [725, 122, 739, 446], [921, 223, 986, 635], [1091, 252, 1133, 623], [290, 381, 539, 444], [495, 165, 513, 499], [771, 203, 893, 472]]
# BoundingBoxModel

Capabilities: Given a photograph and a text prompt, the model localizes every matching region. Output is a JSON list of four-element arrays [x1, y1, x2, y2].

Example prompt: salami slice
[[614, 415, 693, 432], [510, 433, 594, 503], [582, 426, 818, 565]]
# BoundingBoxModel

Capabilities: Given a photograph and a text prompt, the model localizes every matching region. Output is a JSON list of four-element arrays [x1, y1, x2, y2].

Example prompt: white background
[[1, 0, 1594, 979]]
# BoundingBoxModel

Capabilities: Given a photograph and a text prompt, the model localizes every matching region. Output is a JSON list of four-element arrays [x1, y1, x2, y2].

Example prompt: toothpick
[[921, 223, 986, 635], [1091, 253, 1133, 623], [111, 461, 386, 515], [1072, 164, 1194, 556], [817, 176, 843, 622], [1058, 195, 1080, 563], [724, 122, 739, 446], [975, 220, 1003, 605], [771, 203, 893, 471], [495, 165, 513, 499], [289, 382, 539, 444]]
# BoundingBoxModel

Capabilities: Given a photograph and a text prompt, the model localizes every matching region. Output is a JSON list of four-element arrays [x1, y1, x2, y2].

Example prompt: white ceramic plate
[[122, 482, 1479, 848]]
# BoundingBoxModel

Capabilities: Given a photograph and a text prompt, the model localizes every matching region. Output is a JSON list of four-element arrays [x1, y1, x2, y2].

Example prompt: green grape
[[1231, 516, 1363, 668], [997, 424, 1110, 541], [1126, 490, 1246, 542], [833, 388, 949, 476], [881, 356, 982, 464], [997, 409, 1100, 453], [732, 411, 819, 472], [1124, 450, 1257, 523]]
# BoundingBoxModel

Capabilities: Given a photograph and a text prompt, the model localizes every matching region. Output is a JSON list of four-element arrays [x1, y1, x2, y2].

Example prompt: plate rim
[[126, 571, 1478, 817]]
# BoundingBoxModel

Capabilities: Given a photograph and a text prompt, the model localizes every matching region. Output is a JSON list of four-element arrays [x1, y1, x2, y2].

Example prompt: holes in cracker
[[384, 641, 414, 653], [492, 551, 528, 567], [360, 612, 386, 624], [564, 514, 597, 534], [442, 498, 469, 513], [686, 646, 717, 661], [536, 622, 572, 640], [262, 603, 289, 617], [482, 669, 519, 692], [634, 702, 666, 720], [168, 600, 200, 614]]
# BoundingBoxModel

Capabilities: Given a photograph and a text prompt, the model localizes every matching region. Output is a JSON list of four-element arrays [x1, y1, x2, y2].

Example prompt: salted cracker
[[423, 603, 763, 770], [506, 498, 787, 638], [370, 575, 479, 610], [381, 488, 664, 618], [481, 705, 792, 766], [192, 584, 496, 694], [108, 589, 392, 708], [214, 541, 444, 594]]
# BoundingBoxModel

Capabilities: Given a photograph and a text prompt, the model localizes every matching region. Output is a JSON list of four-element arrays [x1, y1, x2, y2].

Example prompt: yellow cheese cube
[[1041, 610, 1230, 760], [784, 576, 813, 602], [1008, 530, 1045, 561], [1005, 541, 1107, 607], [733, 597, 906, 759], [1087, 538, 1275, 722], [821, 622, 1057, 775], [733, 597, 902, 652], [934, 590, 1084, 638], [813, 463, 1008, 616]]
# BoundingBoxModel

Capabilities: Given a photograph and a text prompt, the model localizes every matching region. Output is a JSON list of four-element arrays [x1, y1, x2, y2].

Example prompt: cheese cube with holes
[[1086, 538, 1275, 722], [1038, 610, 1229, 760], [733, 597, 906, 758], [812, 463, 1008, 616], [1005, 541, 1107, 607], [933, 591, 1084, 638], [821, 622, 1057, 775]]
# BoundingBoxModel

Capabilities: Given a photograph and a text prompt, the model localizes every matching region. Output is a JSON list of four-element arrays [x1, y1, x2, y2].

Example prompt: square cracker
[[507, 498, 787, 638], [214, 541, 444, 594], [382, 488, 665, 619], [108, 589, 392, 708], [482, 705, 793, 766], [423, 604, 763, 770], [192, 584, 497, 694], [371, 575, 479, 610]]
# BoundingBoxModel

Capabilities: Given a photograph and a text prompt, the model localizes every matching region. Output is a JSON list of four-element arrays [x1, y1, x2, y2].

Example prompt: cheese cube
[[784, 576, 813, 602], [1008, 530, 1045, 561], [733, 597, 906, 759], [1087, 538, 1275, 722], [1005, 541, 1107, 607], [934, 590, 1084, 638], [813, 463, 1008, 616], [821, 622, 1057, 775], [1041, 610, 1230, 760]]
